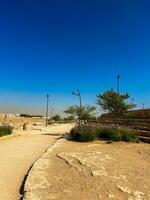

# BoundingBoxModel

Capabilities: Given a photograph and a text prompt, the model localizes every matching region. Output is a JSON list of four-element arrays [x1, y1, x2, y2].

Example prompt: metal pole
[[77, 89, 82, 127], [117, 75, 120, 93], [142, 103, 144, 109], [72, 89, 82, 127], [131, 98, 134, 110], [46, 94, 49, 126]]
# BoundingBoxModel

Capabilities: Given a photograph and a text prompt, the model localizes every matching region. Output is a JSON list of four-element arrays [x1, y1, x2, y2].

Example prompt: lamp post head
[[117, 75, 120, 79], [72, 90, 79, 96]]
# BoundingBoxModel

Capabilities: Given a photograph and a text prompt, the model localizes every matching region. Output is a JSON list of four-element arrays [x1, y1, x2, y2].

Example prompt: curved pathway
[[0, 124, 74, 200]]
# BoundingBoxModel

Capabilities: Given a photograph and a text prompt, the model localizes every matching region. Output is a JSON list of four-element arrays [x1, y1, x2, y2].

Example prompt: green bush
[[0, 126, 13, 137], [69, 126, 96, 142], [96, 127, 122, 141], [97, 127, 138, 142], [69, 125, 138, 142], [120, 129, 138, 142]]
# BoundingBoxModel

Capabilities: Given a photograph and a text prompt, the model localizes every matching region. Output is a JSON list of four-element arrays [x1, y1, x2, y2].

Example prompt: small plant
[[0, 126, 13, 137]]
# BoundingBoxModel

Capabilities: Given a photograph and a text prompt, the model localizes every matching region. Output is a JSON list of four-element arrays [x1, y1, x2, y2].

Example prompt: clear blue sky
[[0, 0, 150, 115]]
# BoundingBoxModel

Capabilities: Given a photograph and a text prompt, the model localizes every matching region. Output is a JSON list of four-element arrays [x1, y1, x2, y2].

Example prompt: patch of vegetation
[[64, 105, 96, 122], [69, 126, 96, 142], [20, 114, 43, 118], [97, 127, 138, 142], [96, 127, 122, 141], [69, 125, 138, 142], [97, 89, 136, 126], [51, 114, 62, 121], [120, 129, 138, 142], [0, 126, 13, 137]]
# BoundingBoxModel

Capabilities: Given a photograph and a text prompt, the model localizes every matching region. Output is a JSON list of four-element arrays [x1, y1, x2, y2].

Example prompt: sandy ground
[[46, 140, 150, 200], [0, 123, 74, 200]]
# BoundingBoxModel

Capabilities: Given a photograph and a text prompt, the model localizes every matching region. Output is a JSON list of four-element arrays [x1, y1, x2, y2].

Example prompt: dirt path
[[0, 124, 74, 200]]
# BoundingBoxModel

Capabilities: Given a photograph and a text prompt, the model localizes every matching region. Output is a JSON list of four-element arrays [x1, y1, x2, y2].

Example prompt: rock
[[113, 175, 128, 182], [108, 193, 115, 199], [92, 170, 107, 177], [117, 185, 131, 194]]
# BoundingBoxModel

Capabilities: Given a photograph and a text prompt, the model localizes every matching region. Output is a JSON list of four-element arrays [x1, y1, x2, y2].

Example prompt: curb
[[22, 138, 65, 200]]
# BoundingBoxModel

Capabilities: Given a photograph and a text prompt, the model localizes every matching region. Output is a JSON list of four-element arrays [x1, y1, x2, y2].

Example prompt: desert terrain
[[44, 140, 150, 200]]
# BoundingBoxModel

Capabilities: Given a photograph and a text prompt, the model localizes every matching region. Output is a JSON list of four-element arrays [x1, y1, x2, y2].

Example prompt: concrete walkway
[[0, 124, 74, 200]]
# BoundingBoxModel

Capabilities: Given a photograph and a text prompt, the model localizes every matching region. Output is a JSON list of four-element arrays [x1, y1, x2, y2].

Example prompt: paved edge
[[22, 138, 65, 200]]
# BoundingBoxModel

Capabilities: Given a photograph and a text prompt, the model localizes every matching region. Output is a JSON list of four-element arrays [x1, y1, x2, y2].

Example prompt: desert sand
[[45, 140, 150, 200]]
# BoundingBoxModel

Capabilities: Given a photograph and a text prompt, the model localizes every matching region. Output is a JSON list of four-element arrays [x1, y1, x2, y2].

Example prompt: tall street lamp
[[46, 94, 49, 126], [117, 74, 120, 93], [131, 98, 134, 110], [142, 103, 145, 109], [72, 89, 82, 126]]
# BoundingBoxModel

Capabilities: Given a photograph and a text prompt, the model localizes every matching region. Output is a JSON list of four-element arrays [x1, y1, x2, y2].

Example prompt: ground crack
[[19, 164, 33, 200]]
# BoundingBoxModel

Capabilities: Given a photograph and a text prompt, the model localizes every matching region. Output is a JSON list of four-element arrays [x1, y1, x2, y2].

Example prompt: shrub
[[97, 127, 122, 141], [0, 126, 13, 137], [69, 125, 138, 142], [120, 129, 138, 142], [97, 127, 138, 142], [69, 125, 96, 142]]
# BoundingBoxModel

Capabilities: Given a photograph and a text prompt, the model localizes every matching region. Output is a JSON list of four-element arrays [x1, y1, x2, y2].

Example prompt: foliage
[[0, 126, 13, 137], [69, 125, 138, 142], [51, 114, 61, 121], [63, 116, 75, 122], [20, 114, 32, 117], [97, 89, 136, 124], [120, 129, 138, 142], [64, 105, 96, 121], [69, 126, 96, 142], [97, 127, 138, 142], [20, 114, 43, 118], [96, 127, 122, 141]]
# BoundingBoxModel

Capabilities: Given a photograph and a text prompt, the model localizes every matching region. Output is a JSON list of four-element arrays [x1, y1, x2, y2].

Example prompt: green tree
[[97, 89, 136, 125], [64, 105, 96, 122]]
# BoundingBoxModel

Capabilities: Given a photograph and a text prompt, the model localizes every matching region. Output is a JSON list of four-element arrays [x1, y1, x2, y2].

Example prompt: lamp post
[[117, 74, 120, 93], [131, 98, 134, 110], [72, 89, 82, 126], [142, 103, 145, 109], [46, 94, 49, 126]]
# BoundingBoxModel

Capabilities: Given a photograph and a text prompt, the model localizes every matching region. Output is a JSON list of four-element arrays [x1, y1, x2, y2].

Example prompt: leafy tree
[[51, 114, 61, 121], [97, 89, 136, 125], [64, 105, 96, 122]]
